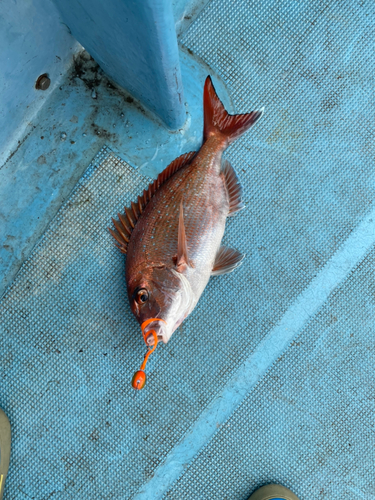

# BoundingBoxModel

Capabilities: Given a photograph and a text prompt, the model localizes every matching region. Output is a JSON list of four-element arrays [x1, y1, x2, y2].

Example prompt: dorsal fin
[[221, 159, 244, 216], [109, 151, 196, 254], [156, 151, 196, 187], [211, 245, 244, 276], [175, 201, 193, 272]]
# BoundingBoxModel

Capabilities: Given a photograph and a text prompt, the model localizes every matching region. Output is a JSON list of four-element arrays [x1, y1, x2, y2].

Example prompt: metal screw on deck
[[35, 74, 51, 91]]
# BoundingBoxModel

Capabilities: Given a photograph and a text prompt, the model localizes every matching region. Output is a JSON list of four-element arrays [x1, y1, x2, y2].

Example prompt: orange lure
[[131, 318, 167, 390]]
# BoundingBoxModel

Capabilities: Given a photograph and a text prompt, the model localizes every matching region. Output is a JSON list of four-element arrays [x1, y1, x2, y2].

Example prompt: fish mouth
[[143, 322, 167, 345]]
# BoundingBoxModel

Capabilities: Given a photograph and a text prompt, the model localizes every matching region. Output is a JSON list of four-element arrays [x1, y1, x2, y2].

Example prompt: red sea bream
[[110, 76, 262, 389]]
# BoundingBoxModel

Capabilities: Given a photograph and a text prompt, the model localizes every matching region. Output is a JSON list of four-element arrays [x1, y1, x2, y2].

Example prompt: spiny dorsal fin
[[211, 245, 244, 276], [157, 151, 196, 186], [175, 201, 193, 272], [221, 159, 244, 216], [109, 151, 196, 254]]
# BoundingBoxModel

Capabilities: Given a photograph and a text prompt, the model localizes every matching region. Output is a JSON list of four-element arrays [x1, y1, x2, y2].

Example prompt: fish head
[[127, 265, 194, 345]]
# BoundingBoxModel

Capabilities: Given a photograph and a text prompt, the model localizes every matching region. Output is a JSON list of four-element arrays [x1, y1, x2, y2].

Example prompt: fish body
[[110, 77, 262, 347]]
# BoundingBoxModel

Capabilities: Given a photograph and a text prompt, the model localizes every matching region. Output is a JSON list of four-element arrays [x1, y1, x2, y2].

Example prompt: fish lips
[[143, 320, 168, 345]]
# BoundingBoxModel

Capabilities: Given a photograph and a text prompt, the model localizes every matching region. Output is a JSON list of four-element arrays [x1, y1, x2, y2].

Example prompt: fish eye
[[134, 288, 149, 305]]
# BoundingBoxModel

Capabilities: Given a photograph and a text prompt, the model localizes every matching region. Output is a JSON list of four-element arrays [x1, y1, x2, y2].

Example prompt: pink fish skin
[[110, 76, 263, 345]]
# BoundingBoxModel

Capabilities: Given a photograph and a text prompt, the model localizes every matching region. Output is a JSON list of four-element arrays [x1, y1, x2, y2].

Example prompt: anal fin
[[212, 245, 244, 276], [222, 159, 244, 216]]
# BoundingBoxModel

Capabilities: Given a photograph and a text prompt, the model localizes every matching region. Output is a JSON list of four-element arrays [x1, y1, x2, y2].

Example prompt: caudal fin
[[203, 76, 263, 144]]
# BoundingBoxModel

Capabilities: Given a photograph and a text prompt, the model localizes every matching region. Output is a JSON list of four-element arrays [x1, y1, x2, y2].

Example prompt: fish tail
[[203, 76, 263, 144]]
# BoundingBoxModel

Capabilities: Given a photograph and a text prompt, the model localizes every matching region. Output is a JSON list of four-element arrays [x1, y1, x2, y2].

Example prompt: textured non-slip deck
[[1, 0, 375, 498]]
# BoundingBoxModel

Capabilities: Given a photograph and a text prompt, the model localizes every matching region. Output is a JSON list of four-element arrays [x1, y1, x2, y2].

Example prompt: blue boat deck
[[1, 1, 375, 498]]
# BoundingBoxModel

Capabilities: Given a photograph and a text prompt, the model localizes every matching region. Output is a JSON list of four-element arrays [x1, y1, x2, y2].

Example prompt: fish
[[109, 76, 263, 389]]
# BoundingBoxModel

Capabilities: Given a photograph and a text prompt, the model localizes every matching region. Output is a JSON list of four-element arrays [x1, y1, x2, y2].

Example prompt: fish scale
[[140, 160, 225, 263]]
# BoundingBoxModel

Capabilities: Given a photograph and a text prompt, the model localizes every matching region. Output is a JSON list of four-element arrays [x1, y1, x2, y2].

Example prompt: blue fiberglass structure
[[0, 1, 374, 499]]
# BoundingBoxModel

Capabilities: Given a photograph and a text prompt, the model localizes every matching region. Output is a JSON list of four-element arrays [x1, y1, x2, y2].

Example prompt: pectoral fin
[[212, 246, 244, 276], [175, 201, 193, 272]]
